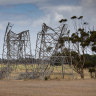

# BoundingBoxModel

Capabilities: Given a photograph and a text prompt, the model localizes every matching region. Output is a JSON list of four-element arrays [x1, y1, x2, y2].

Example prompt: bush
[[44, 76, 48, 80]]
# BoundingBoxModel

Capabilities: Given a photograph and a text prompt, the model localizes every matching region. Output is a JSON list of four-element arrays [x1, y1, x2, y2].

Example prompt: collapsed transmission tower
[[35, 23, 70, 59], [35, 23, 73, 79], [2, 22, 32, 60], [1, 22, 32, 80]]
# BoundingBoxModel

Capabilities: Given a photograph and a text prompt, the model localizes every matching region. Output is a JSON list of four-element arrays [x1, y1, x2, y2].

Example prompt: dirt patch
[[0, 79, 96, 96]]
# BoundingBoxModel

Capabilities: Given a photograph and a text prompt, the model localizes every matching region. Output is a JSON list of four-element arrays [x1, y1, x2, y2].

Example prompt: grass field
[[0, 64, 91, 80], [0, 64, 95, 96]]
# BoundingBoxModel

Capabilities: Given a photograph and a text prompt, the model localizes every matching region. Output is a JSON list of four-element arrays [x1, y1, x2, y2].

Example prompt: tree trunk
[[90, 72, 93, 78], [95, 71, 96, 79], [80, 49, 85, 79], [80, 69, 84, 79]]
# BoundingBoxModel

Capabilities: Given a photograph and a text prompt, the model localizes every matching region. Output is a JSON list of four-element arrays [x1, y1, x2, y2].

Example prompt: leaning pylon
[[35, 23, 73, 79], [2, 22, 32, 60], [1, 22, 32, 79]]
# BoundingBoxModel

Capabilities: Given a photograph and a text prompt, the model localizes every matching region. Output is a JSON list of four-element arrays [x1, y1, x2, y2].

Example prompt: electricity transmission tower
[[1, 22, 32, 79], [35, 23, 74, 79], [2, 22, 32, 60]]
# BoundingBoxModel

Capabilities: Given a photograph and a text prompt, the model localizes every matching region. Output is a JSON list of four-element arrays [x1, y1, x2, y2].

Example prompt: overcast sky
[[0, 0, 96, 57]]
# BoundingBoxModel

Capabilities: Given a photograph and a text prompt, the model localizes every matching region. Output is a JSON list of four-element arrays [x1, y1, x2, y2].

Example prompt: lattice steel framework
[[35, 23, 70, 59], [35, 23, 74, 79], [0, 22, 32, 80], [2, 22, 32, 60]]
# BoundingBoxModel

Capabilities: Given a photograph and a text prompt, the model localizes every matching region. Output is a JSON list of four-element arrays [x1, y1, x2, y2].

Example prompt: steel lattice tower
[[35, 23, 73, 79], [35, 23, 70, 59], [1, 22, 32, 80], [2, 22, 32, 60]]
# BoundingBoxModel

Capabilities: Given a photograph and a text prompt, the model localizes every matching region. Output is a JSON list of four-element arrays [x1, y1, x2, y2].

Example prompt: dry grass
[[0, 64, 91, 80], [0, 64, 95, 96]]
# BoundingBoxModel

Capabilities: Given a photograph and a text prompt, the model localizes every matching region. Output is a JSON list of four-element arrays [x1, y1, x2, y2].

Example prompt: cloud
[[81, 0, 96, 27], [0, 0, 44, 5], [0, 0, 95, 56], [0, 0, 80, 6]]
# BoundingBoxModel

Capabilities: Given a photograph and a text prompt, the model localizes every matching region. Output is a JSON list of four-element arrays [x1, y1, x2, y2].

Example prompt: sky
[[0, 0, 96, 57]]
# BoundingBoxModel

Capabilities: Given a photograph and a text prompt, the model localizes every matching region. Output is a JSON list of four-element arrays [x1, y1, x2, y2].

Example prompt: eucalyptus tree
[[89, 30, 96, 52], [88, 30, 96, 78], [59, 16, 93, 79], [70, 16, 90, 78]]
